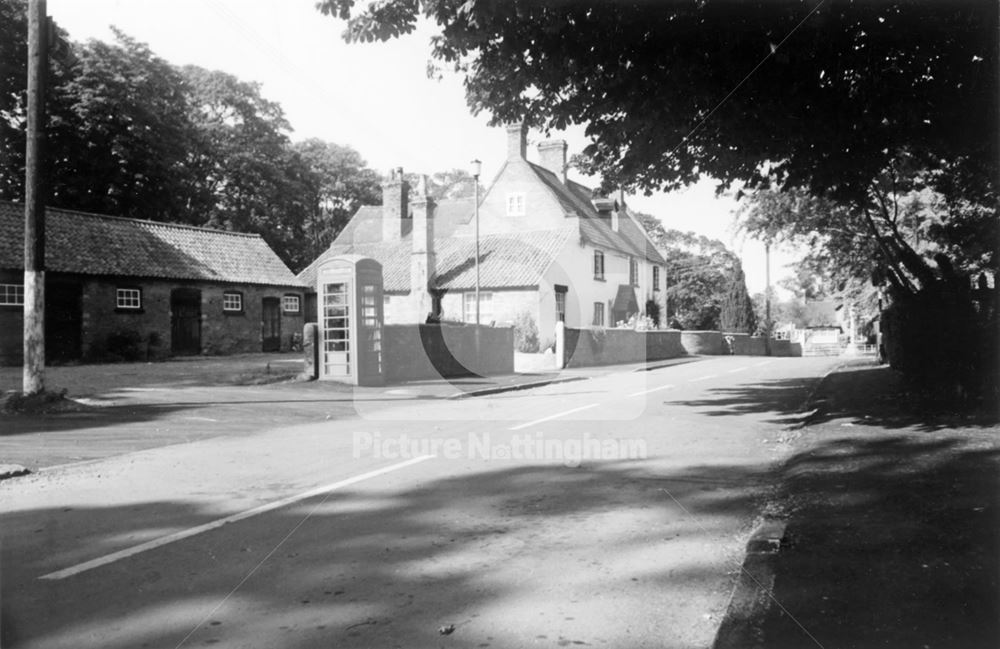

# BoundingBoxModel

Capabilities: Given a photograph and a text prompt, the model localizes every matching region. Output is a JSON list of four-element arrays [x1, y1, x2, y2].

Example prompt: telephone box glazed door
[[322, 281, 351, 378]]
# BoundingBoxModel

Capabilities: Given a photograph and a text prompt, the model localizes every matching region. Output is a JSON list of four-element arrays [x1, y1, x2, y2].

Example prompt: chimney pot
[[506, 121, 528, 160], [538, 139, 568, 184], [382, 167, 409, 242]]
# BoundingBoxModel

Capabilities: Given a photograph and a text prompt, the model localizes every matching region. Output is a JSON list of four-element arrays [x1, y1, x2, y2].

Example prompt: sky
[[45, 0, 796, 295]]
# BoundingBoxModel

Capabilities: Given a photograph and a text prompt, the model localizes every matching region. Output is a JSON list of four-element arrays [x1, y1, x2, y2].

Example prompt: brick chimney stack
[[506, 121, 528, 160], [382, 167, 409, 242], [538, 139, 568, 184], [410, 175, 436, 321]]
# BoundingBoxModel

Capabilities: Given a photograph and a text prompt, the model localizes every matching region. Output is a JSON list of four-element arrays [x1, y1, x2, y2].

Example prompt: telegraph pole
[[764, 240, 772, 356], [23, 0, 48, 394]]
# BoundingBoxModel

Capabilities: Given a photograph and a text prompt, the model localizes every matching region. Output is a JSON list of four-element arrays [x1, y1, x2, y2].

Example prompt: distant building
[[0, 201, 306, 365], [298, 123, 667, 340]]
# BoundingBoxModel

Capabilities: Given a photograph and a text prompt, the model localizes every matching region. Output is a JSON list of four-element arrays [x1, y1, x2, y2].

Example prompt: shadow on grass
[[671, 362, 999, 432], [756, 433, 1000, 649]]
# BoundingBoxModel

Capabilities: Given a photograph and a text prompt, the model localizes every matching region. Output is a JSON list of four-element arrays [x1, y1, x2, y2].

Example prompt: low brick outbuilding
[[0, 201, 306, 365]]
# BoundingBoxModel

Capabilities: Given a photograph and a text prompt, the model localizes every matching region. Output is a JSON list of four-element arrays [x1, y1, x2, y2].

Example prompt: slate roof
[[298, 227, 575, 293], [525, 163, 664, 264], [0, 201, 302, 287]]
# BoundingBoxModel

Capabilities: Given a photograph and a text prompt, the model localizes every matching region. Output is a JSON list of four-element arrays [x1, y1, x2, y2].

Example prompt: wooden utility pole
[[764, 241, 772, 356], [23, 0, 48, 394]]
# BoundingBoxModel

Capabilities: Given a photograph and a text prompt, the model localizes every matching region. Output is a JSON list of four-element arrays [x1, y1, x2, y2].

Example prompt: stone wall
[[725, 333, 767, 356], [770, 339, 803, 357], [680, 330, 726, 355], [382, 324, 514, 382], [557, 326, 800, 369], [562, 327, 685, 368]]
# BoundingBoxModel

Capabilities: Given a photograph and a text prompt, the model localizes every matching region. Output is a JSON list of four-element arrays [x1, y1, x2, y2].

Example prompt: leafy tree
[[779, 264, 831, 302], [739, 157, 997, 307], [180, 65, 314, 266], [1, 14, 192, 219], [720, 265, 757, 333], [633, 212, 738, 330], [54, 30, 194, 220], [0, 0, 31, 200], [318, 0, 997, 202], [293, 138, 381, 266]]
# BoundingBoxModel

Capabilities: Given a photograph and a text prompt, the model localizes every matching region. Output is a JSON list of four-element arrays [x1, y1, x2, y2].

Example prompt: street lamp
[[471, 159, 482, 326]]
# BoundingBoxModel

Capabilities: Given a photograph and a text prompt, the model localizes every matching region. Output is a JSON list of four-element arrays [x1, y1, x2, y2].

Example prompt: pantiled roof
[[298, 227, 574, 293], [0, 201, 303, 286]]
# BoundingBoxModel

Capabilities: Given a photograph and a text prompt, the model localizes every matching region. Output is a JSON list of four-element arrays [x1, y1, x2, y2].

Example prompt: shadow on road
[[5, 459, 772, 649]]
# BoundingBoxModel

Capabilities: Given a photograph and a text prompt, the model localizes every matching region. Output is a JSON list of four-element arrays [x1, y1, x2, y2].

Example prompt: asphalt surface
[[2, 356, 840, 648]]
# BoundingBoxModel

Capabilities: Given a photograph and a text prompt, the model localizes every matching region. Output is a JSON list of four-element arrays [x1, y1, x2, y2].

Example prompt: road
[[1, 355, 840, 649]]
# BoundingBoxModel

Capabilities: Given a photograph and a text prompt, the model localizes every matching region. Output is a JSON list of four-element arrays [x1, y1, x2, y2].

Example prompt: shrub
[[102, 329, 145, 362], [645, 299, 661, 327], [589, 326, 607, 352], [513, 311, 540, 353]]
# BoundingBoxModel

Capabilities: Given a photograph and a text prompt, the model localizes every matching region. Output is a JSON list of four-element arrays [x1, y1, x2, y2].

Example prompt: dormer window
[[612, 211, 619, 231], [506, 192, 525, 216]]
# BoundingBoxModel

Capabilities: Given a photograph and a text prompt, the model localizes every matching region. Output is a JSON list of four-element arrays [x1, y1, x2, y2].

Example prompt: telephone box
[[317, 255, 384, 386]]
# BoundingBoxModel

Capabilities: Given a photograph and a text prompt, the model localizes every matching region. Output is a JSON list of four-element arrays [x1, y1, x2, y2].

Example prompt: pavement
[[713, 361, 1000, 649]]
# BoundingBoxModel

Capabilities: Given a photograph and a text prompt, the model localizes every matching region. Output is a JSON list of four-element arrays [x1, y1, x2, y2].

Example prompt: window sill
[[223, 310, 245, 316], [114, 308, 144, 314], [593, 277, 606, 282]]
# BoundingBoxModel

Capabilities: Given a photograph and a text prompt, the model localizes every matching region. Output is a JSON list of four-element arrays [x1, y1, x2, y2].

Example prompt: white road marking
[[182, 416, 219, 422], [628, 383, 676, 397], [689, 374, 718, 382], [509, 403, 600, 430], [38, 455, 436, 581], [727, 366, 748, 374]]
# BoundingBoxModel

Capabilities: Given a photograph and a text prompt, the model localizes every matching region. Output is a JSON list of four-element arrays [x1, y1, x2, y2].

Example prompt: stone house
[[0, 201, 306, 365], [298, 123, 667, 345]]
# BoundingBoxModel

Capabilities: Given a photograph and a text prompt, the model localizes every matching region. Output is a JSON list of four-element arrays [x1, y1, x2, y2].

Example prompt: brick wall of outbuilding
[[0, 270, 306, 365]]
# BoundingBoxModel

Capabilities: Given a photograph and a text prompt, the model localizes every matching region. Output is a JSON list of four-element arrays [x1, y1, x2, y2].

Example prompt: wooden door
[[262, 297, 281, 352], [45, 282, 82, 363], [171, 288, 201, 355]]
